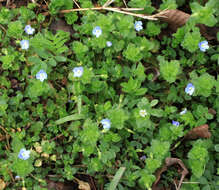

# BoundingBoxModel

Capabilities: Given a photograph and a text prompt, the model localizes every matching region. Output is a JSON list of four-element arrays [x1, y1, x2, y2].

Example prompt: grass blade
[[55, 114, 84, 125], [108, 167, 126, 190]]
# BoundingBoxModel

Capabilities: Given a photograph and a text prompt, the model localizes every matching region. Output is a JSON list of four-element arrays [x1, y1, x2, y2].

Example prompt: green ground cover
[[0, 0, 219, 189]]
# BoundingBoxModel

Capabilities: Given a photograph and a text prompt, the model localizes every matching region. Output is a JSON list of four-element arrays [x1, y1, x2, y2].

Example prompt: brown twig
[[49, 134, 64, 142], [123, 0, 128, 8], [103, 0, 114, 7], [153, 158, 189, 190], [89, 175, 96, 190], [0, 24, 7, 33], [73, 0, 80, 9], [0, 125, 10, 150], [43, 6, 157, 20]]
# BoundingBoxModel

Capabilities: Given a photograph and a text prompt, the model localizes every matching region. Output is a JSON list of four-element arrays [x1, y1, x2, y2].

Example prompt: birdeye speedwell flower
[[24, 25, 35, 35], [139, 109, 147, 117], [198, 41, 209, 52], [140, 155, 146, 161], [134, 21, 143, 32], [100, 118, 111, 130], [18, 148, 30, 160], [172, 120, 180, 127], [106, 41, 112, 47], [20, 40, 29, 50], [185, 83, 195, 95], [92, 26, 102, 38], [36, 70, 47, 82], [73, 66, 84, 77]]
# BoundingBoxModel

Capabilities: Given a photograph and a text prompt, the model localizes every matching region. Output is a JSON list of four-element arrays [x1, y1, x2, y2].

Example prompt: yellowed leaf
[[0, 179, 6, 190]]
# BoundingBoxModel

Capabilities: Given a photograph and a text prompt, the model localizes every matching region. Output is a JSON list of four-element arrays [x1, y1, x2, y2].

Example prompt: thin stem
[[0, 125, 10, 150], [73, 0, 81, 9], [103, 7, 157, 20], [46, 5, 158, 21], [103, 0, 114, 7], [121, 8, 144, 11], [60, 7, 103, 13], [0, 24, 7, 33], [123, 0, 128, 8]]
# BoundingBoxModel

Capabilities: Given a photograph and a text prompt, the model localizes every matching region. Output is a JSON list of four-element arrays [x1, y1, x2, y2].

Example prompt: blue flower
[[100, 118, 111, 130], [140, 155, 146, 161], [36, 70, 47, 82], [172, 120, 180, 127], [24, 25, 35, 35], [198, 41, 209, 52], [15, 176, 20, 180], [73, 66, 84, 77], [180, 108, 187, 115], [20, 40, 29, 50], [134, 21, 143, 32], [106, 41, 112, 47], [185, 83, 195, 95], [92, 26, 102, 38], [18, 148, 30, 160]]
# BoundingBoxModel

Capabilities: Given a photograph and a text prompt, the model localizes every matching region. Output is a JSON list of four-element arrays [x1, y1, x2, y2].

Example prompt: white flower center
[[139, 109, 147, 117]]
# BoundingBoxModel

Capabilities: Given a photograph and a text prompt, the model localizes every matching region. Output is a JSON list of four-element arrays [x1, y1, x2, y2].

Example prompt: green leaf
[[109, 108, 129, 129], [55, 114, 84, 125], [123, 44, 143, 62], [7, 21, 23, 38], [55, 55, 67, 62], [11, 136, 24, 153], [11, 159, 34, 177], [0, 54, 15, 69], [181, 27, 201, 52], [30, 122, 43, 136], [160, 0, 177, 10], [146, 158, 161, 173], [192, 73, 215, 97], [215, 144, 219, 152], [150, 99, 158, 107], [0, 96, 8, 116], [108, 167, 126, 190], [145, 22, 161, 37], [64, 12, 78, 25], [138, 170, 156, 189], [160, 59, 181, 83], [190, 2, 217, 27]]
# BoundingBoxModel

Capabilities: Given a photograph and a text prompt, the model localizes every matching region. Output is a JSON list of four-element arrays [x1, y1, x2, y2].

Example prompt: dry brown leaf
[[153, 158, 188, 190], [46, 179, 77, 190], [0, 134, 6, 141], [154, 9, 190, 31], [154, 9, 217, 40], [185, 124, 211, 140], [49, 19, 74, 35], [208, 108, 216, 115], [74, 177, 91, 190], [0, 179, 6, 190]]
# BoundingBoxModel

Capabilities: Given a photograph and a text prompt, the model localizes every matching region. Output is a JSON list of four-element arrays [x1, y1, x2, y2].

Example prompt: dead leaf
[[49, 19, 74, 35], [208, 108, 216, 115], [154, 9, 190, 31], [185, 124, 211, 140], [74, 177, 91, 190], [145, 66, 160, 82], [0, 179, 6, 190], [154, 9, 218, 40], [46, 179, 77, 190], [153, 158, 188, 190]]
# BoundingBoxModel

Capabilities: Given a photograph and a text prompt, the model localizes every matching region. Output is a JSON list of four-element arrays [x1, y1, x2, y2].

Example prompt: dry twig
[[73, 0, 80, 9], [153, 158, 189, 190], [0, 126, 10, 150]]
